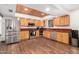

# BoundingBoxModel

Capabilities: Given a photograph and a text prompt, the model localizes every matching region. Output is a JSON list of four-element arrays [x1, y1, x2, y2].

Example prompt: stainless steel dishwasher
[[50, 31, 56, 41]]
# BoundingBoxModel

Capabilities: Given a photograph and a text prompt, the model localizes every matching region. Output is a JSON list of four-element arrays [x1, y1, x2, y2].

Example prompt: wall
[[70, 10, 79, 29], [0, 16, 2, 35], [0, 4, 16, 17]]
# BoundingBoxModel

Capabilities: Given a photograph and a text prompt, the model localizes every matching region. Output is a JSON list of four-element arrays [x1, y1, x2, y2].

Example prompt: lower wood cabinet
[[20, 31, 29, 41], [36, 30, 39, 37], [43, 31, 51, 39], [56, 32, 69, 44], [20, 30, 69, 44]]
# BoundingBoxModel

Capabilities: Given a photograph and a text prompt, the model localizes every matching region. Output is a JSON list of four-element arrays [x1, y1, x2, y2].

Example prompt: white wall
[[0, 16, 3, 41], [0, 16, 2, 35], [70, 10, 79, 30]]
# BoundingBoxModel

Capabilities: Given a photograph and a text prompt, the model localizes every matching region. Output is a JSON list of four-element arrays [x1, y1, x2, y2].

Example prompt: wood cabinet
[[43, 30, 51, 39], [36, 30, 39, 37], [53, 15, 70, 26], [35, 20, 39, 26], [20, 31, 29, 41], [53, 17, 60, 26], [56, 32, 69, 44], [20, 18, 44, 27], [35, 20, 44, 26], [20, 18, 29, 26], [64, 16, 70, 25]]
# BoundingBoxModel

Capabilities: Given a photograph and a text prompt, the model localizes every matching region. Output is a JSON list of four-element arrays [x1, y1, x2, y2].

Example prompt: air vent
[[9, 9, 13, 13]]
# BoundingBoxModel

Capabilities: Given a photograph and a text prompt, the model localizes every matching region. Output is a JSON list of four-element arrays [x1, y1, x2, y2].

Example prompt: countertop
[[20, 26, 72, 32], [20, 26, 71, 29]]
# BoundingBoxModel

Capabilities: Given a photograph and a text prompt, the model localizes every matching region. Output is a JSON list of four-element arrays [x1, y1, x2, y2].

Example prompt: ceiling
[[0, 4, 16, 17], [0, 4, 79, 18], [16, 4, 48, 17], [24, 4, 79, 16]]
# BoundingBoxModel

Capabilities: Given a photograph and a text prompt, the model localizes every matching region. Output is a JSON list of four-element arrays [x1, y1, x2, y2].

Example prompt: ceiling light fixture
[[41, 13, 45, 15], [24, 8, 28, 11], [45, 7, 50, 11]]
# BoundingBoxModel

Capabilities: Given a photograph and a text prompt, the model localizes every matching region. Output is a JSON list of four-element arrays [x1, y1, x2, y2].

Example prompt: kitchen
[[0, 4, 79, 54]]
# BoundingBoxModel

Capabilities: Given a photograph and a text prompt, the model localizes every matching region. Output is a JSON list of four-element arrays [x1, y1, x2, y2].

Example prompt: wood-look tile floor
[[0, 37, 79, 54]]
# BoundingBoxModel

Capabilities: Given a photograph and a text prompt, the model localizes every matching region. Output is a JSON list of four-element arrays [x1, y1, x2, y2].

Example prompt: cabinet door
[[53, 17, 60, 26], [20, 18, 29, 26], [20, 31, 29, 41], [62, 33, 69, 44], [43, 31, 51, 39], [35, 20, 40, 26], [56, 32, 63, 42], [36, 30, 39, 37], [35, 20, 44, 26], [53, 15, 70, 26], [64, 16, 70, 25], [46, 31, 51, 39], [60, 16, 65, 26], [56, 32, 69, 44]]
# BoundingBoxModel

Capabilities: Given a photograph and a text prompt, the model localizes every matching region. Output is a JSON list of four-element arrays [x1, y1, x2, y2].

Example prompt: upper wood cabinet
[[53, 15, 70, 26], [20, 18, 29, 26], [20, 18, 44, 27], [35, 20, 44, 26], [53, 17, 60, 26]]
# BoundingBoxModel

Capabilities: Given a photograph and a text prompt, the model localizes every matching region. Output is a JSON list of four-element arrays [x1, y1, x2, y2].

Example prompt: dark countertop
[[20, 27, 72, 32]]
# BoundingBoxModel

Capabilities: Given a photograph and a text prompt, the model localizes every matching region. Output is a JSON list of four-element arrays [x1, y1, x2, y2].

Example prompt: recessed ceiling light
[[41, 13, 45, 15], [24, 8, 28, 11], [45, 7, 50, 11], [9, 9, 13, 12]]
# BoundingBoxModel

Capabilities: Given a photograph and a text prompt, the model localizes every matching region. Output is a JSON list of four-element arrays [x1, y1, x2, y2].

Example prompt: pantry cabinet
[[53, 15, 70, 26], [20, 18, 44, 27]]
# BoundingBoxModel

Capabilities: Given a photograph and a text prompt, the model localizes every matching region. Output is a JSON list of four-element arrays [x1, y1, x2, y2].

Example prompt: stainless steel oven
[[29, 31, 36, 39]]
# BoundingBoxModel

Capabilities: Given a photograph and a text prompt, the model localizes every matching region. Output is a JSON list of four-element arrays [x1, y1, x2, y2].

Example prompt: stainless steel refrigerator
[[2, 17, 20, 44]]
